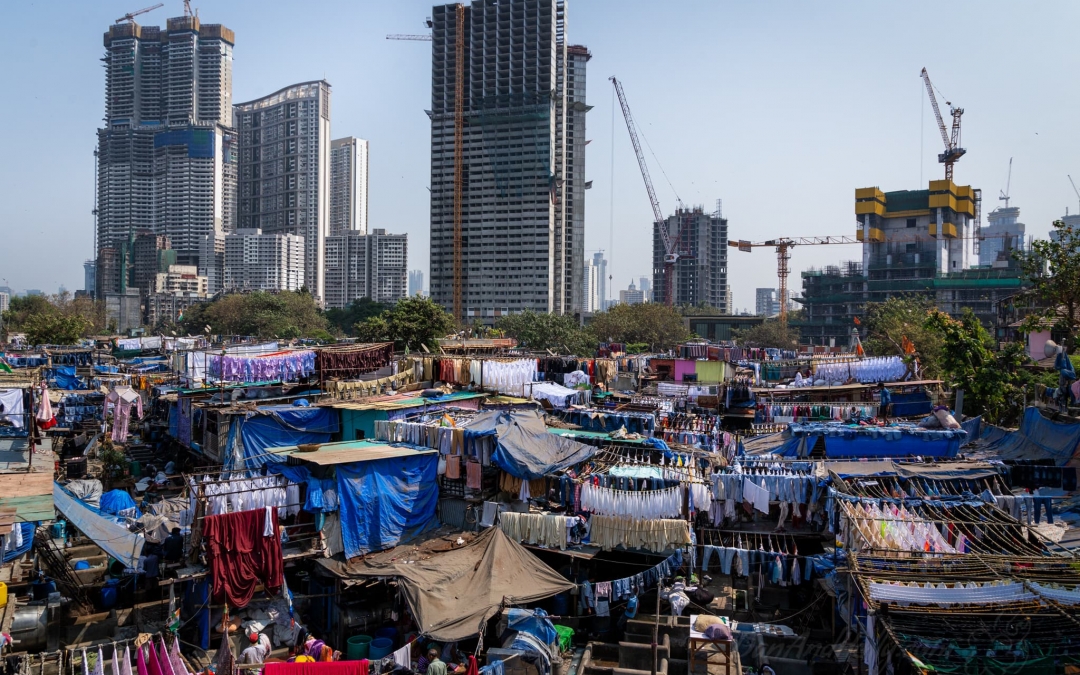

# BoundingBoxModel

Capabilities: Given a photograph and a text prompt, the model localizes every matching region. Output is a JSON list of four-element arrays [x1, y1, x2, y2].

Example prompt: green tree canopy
[[588, 303, 692, 352], [179, 290, 332, 340], [1016, 219, 1080, 349], [925, 308, 1035, 426], [496, 310, 596, 355], [733, 320, 799, 350], [354, 296, 455, 352], [325, 297, 391, 336], [862, 296, 943, 379], [2, 292, 103, 345]]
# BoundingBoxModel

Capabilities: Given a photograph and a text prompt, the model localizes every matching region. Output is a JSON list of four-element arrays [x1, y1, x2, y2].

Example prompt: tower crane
[[1069, 175, 1080, 216], [610, 76, 686, 307], [730, 236, 859, 326], [116, 3, 164, 24], [920, 67, 966, 181], [999, 157, 1013, 208], [387, 8, 464, 323]]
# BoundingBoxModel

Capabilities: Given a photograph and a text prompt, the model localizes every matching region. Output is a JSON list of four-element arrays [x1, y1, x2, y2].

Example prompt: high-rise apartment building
[[619, 281, 645, 306], [330, 137, 369, 235], [638, 277, 651, 303], [131, 232, 176, 294], [980, 206, 1025, 266], [83, 261, 97, 297], [223, 229, 306, 292], [429, 0, 588, 323], [324, 229, 409, 307], [652, 205, 729, 310], [755, 288, 777, 317], [96, 16, 236, 299], [409, 270, 425, 297], [234, 81, 332, 301], [583, 252, 607, 313]]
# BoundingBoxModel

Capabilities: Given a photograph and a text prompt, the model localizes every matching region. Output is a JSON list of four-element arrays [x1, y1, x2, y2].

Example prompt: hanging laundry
[[203, 507, 285, 607], [104, 386, 143, 443]]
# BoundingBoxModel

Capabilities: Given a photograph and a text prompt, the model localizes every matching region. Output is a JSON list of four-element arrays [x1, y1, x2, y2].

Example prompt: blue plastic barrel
[[101, 579, 121, 609], [374, 627, 398, 646], [369, 637, 393, 660], [50, 522, 66, 539], [347, 635, 372, 660]]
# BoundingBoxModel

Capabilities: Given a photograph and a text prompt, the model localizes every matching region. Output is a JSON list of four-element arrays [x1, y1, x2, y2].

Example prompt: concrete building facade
[[429, 0, 588, 323], [409, 270, 425, 297], [324, 230, 409, 308], [755, 288, 777, 317], [146, 292, 205, 328], [619, 281, 645, 306], [330, 137, 369, 235], [223, 229, 306, 292], [583, 252, 607, 313], [234, 81, 332, 301], [652, 205, 729, 311], [979, 206, 1025, 267], [152, 264, 209, 296], [96, 17, 236, 299]]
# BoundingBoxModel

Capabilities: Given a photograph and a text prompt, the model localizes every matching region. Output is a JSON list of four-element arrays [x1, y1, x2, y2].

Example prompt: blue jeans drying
[[1033, 497, 1054, 524]]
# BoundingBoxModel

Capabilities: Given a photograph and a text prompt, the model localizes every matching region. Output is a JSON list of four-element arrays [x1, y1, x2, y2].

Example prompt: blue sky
[[2, 0, 1078, 311]]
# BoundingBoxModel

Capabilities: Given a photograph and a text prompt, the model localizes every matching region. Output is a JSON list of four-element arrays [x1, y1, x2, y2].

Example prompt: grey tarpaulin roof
[[827, 460, 1000, 480], [467, 408, 596, 479], [316, 526, 576, 641]]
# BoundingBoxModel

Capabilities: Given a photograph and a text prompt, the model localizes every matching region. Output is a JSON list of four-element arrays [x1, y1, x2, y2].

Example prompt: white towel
[[392, 642, 412, 668], [480, 501, 499, 528], [743, 478, 770, 514], [263, 506, 274, 537]]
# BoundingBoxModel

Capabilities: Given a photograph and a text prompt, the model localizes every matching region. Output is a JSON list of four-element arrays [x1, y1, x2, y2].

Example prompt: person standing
[[426, 649, 448, 675], [877, 383, 892, 423], [239, 631, 272, 667]]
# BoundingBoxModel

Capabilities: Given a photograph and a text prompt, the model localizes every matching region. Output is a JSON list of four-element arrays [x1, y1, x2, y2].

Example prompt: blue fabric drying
[[99, 489, 141, 518], [336, 449, 439, 558], [50, 366, 85, 390], [264, 463, 339, 513]]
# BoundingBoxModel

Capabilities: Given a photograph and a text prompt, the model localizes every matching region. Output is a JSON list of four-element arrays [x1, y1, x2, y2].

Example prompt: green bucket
[[347, 635, 372, 660], [129, 460, 141, 478]]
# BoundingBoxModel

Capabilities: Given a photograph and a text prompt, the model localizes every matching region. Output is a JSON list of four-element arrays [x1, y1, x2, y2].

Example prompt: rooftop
[[274, 439, 437, 466]]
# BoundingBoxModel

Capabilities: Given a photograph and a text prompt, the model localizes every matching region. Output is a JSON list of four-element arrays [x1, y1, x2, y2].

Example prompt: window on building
[[907, 218, 916, 228]]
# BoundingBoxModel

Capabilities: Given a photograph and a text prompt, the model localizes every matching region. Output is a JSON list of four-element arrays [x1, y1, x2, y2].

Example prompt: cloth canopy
[[966, 407, 1080, 467], [468, 409, 595, 480], [317, 526, 576, 641]]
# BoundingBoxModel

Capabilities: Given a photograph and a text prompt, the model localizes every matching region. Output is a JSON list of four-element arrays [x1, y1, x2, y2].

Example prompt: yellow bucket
[[0, 581, 8, 607]]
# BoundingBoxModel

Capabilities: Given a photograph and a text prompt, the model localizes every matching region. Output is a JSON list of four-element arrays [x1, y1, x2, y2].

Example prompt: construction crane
[[116, 3, 163, 24], [729, 237, 859, 326], [1069, 175, 1080, 216], [999, 157, 1013, 208], [920, 67, 966, 182], [610, 76, 686, 307], [387, 9, 464, 323]]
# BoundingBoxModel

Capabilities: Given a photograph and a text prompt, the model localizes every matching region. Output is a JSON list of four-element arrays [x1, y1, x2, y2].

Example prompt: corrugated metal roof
[[279, 440, 437, 466]]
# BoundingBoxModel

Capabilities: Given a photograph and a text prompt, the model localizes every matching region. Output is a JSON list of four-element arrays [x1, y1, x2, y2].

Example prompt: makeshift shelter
[[317, 526, 576, 641], [223, 404, 340, 470], [742, 422, 966, 459], [53, 482, 144, 570], [466, 409, 595, 479], [965, 406, 1080, 466]]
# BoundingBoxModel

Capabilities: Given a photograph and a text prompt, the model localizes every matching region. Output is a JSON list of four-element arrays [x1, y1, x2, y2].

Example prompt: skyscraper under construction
[[428, 0, 588, 323], [95, 14, 236, 298]]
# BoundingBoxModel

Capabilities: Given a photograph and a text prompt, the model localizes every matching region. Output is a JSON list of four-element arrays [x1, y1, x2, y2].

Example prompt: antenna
[[998, 157, 1013, 208]]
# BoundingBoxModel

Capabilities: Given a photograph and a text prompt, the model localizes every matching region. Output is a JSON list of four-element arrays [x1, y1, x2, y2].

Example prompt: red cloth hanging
[[465, 656, 479, 675], [265, 662, 371, 675], [203, 507, 284, 607]]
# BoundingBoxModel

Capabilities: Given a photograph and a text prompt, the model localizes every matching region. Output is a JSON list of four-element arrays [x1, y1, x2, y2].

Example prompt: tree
[[496, 310, 597, 355], [354, 296, 455, 352], [733, 320, 799, 350], [588, 303, 692, 352], [325, 298, 390, 336], [862, 296, 943, 379], [925, 308, 1035, 425], [1016, 219, 1080, 349], [180, 291, 332, 340], [2, 292, 102, 344]]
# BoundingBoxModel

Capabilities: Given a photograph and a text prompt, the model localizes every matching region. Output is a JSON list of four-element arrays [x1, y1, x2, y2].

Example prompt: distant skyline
[[2, 1, 1078, 311]]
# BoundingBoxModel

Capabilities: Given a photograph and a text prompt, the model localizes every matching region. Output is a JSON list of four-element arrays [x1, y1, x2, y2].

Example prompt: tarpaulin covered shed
[[316, 526, 576, 641], [741, 422, 966, 459], [53, 482, 144, 570], [965, 407, 1080, 467], [467, 409, 595, 479], [224, 404, 340, 470]]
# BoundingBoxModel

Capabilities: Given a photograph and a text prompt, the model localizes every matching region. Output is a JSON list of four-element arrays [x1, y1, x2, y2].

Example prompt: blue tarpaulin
[[264, 463, 339, 512], [50, 366, 84, 390], [99, 489, 141, 518], [336, 450, 439, 558], [744, 423, 965, 458], [967, 407, 1080, 466], [468, 409, 595, 480], [230, 405, 340, 470]]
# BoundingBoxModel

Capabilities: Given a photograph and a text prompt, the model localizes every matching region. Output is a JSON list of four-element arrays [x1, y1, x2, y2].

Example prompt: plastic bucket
[[129, 460, 141, 478], [101, 579, 120, 609], [374, 627, 398, 646], [50, 522, 66, 539], [347, 635, 372, 661], [369, 637, 393, 660], [74, 560, 91, 571]]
